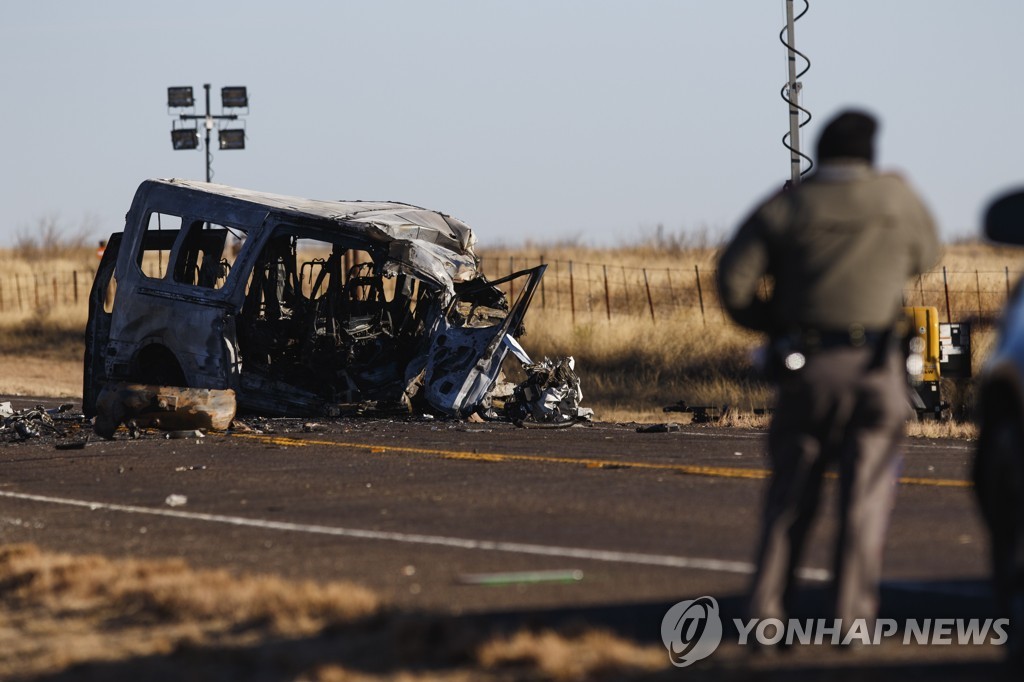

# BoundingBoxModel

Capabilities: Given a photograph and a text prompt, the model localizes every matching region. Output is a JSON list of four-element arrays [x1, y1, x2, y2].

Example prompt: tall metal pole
[[203, 83, 213, 182], [785, 0, 802, 186]]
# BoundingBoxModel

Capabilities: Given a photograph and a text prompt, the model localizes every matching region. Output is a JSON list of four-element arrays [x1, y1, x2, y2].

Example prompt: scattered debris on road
[[662, 401, 731, 423], [164, 494, 188, 507], [503, 356, 594, 426], [0, 402, 88, 445], [635, 423, 681, 434], [165, 429, 206, 440]]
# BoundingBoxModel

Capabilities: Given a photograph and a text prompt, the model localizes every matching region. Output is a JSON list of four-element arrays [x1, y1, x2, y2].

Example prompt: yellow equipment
[[903, 306, 972, 419], [905, 306, 942, 382]]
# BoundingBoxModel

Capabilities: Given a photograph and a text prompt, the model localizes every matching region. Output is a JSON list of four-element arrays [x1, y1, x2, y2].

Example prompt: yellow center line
[[228, 433, 971, 489]]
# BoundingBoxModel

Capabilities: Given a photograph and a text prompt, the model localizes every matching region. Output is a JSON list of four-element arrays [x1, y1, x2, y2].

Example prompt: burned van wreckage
[[84, 179, 590, 436]]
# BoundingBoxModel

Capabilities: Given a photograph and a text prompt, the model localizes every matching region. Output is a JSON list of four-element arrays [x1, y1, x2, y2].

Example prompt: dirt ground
[[0, 354, 82, 399]]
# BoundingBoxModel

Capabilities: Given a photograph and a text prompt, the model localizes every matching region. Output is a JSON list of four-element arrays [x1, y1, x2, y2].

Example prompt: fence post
[[1007, 266, 1011, 301], [569, 260, 576, 325], [585, 262, 593, 313], [555, 260, 561, 310], [73, 271, 79, 304], [666, 268, 677, 309], [16, 275, 23, 312], [621, 266, 631, 311], [539, 254, 546, 309], [642, 268, 656, 323], [509, 256, 516, 302], [942, 266, 952, 323], [52, 276, 58, 306], [0, 278, 4, 312], [603, 265, 611, 321], [695, 264, 706, 326], [918, 273, 925, 306], [976, 270, 982, 318], [34, 275, 40, 309]]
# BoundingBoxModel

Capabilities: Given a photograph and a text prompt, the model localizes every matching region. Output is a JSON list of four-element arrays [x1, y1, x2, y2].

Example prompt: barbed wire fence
[[0, 259, 1019, 327], [0, 270, 93, 313], [480, 255, 1024, 326]]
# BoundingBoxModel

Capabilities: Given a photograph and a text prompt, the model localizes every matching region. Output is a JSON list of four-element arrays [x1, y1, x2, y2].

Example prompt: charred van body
[[84, 179, 547, 425]]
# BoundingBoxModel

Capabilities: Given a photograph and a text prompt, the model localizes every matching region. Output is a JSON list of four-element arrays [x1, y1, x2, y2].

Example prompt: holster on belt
[[765, 324, 895, 379]]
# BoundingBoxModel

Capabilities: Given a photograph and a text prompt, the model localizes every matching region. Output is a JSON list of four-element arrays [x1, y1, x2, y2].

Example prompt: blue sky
[[1, 1, 1021, 247]]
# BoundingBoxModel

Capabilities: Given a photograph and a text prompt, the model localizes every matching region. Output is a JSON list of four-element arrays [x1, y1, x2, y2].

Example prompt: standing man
[[717, 109, 940, 629]]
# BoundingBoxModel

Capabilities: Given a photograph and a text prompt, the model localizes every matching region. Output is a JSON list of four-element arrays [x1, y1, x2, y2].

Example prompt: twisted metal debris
[[0, 403, 76, 442]]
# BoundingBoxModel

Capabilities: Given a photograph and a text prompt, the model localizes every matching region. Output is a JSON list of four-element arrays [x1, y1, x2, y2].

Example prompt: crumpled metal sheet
[[0, 402, 74, 441], [505, 356, 594, 425]]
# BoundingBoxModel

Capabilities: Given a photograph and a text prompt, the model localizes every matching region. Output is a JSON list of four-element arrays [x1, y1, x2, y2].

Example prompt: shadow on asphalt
[[28, 579, 1020, 681]]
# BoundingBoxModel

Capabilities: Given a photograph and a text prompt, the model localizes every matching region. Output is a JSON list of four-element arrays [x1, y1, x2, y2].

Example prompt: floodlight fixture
[[171, 127, 200, 150], [218, 128, 246, 150], [221, 86, 248, 108], [167, 86, 194, 108], [167, 82, 250, 180]]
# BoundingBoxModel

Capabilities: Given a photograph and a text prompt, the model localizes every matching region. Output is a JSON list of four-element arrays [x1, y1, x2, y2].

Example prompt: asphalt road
[[0, 397, 1012, 677]]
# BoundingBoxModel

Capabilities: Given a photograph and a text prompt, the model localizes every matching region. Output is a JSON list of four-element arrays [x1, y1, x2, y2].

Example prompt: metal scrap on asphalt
[[0, 402, 81, 443]]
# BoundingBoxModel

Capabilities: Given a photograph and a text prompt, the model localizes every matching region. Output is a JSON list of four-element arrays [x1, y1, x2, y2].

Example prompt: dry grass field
[[479, 239, 1021, 437], [0, 543, 667, 680], [1, 238, 1020, 434]]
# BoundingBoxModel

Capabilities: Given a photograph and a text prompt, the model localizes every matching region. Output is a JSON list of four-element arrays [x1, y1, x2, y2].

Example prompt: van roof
[[147, 178, 477, 255]]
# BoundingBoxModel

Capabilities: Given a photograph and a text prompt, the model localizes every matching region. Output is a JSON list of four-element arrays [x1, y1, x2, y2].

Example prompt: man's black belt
[[799, 327, 889, 351]]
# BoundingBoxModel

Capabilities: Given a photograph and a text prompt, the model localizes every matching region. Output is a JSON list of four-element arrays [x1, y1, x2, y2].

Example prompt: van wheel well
[[132, 344, 186, 386]]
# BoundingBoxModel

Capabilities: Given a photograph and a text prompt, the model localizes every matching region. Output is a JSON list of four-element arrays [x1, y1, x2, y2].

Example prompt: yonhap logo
[[660, 596, 723, 666]]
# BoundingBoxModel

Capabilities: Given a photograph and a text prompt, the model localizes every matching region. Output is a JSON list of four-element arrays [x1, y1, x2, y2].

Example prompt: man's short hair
[[816, 110, 878, 164]]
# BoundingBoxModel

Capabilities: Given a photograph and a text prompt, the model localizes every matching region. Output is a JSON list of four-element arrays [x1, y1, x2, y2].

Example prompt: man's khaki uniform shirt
[[717, 160, 940, 335]]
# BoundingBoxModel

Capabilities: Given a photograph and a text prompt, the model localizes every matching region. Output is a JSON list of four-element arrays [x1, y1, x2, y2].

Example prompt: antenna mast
[[781, 0, 812, 185]]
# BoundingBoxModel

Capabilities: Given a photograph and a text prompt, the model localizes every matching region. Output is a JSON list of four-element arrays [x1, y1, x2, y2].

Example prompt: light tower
[[167, 84, 249, 182]]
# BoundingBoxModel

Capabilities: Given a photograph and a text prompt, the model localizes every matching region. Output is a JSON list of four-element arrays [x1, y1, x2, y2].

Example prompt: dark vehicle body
[[974, 187, 1024, 666], [84, 179, 543, 420]]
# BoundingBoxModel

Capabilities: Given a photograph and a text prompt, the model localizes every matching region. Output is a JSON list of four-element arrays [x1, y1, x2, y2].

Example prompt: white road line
[[0, 489, 830, 582]]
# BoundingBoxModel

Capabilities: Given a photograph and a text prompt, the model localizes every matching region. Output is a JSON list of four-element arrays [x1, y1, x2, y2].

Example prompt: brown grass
[[520, 307, 773, 417], [0, 305, 86, 397], [0, 543, 379, 628], [0, 306, 87, 356], [0, 543, 380, 679], [0, 543, 671, 681], [476, 628, 666, 681], [0, 240, 1016, 437], [485, 241, 1015, 436]]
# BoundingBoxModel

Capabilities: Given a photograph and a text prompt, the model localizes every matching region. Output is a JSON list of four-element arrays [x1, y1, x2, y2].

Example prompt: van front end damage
[[84, 179, 584, 436], [420, 266, 545, 417]]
